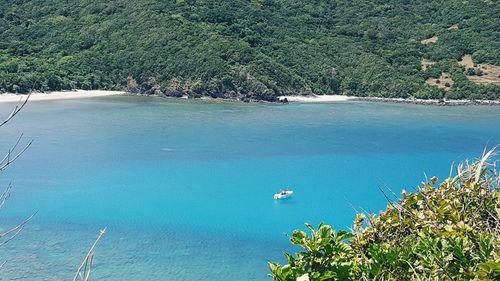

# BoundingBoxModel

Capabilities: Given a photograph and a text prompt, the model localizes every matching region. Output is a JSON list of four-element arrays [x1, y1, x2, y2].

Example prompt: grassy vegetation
[[0, 0, 499, 101], [269, 149, 500, 280]]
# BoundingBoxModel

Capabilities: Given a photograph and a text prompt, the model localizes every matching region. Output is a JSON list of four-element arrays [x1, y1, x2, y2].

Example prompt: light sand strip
[[0, 90, 125, 103], [279, 95, 354, 103]]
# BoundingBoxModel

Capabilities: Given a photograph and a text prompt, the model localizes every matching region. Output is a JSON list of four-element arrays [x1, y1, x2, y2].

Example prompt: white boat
[[274, 189, 293, 200]]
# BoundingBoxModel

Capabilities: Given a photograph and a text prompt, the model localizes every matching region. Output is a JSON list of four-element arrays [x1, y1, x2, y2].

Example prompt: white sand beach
[[278, 95, 354, 103], [0, 90, 125, 103]]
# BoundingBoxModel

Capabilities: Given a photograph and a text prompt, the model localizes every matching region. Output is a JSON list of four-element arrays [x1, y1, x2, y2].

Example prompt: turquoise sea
[[0, 96, 499, 280]]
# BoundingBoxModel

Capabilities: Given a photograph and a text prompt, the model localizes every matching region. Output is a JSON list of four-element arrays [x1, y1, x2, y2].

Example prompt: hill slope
[[1, 0, 499, 101]]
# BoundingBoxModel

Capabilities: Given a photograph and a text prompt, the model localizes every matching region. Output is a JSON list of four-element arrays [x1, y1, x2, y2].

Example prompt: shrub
[[466, 68, 483, 76], [269, 148, 500, 280]]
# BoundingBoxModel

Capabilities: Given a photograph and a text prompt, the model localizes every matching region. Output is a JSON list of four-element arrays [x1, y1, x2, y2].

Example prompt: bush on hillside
[[269, 149, 500, 280]]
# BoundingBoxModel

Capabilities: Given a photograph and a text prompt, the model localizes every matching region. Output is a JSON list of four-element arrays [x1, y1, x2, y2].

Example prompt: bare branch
[[378, 186, 399, 210], [376, 178, 400, 201], [0, 183, 12, 210], [0, 96, 33, 268], [0, 95, 30, 128], [344, 198, 359, 215], [0, 136, 33, 172], [0, 212, 36, 246], [83, 254, 94, 281], [0, 133, 24, 165], [73, 228, 107, 281], [0, 96, 33, 172]]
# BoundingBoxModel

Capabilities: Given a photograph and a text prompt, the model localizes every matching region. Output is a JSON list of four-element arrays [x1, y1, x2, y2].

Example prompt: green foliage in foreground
[[0, 0, 499, 101], [269, 150, 500, 280]]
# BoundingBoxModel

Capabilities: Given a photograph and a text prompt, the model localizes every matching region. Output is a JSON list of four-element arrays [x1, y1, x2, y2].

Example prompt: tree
[[126, 76, 138, 93], [1, 0, 499, 101]]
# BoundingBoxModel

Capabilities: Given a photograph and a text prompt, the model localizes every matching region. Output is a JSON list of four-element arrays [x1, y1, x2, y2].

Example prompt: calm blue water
[[0, 96, 499, 280]]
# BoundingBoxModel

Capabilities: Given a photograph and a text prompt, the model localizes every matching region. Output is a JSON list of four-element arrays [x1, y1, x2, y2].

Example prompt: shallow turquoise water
[[0, 96, 499, 280]]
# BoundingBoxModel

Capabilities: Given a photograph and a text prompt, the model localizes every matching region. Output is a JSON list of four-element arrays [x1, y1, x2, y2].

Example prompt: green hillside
[[1, 0, 499, 101]]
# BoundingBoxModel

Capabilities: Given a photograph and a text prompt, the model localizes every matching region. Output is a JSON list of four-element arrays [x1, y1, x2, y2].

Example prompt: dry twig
[[0, 94, 35, 266], [0, 213, 36, 246], [0, 95, 30, 128], [73, 228, 107, 281]]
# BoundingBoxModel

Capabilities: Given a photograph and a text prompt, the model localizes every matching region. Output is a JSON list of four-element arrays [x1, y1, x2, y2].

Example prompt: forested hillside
[[1, 0, 499, 101]]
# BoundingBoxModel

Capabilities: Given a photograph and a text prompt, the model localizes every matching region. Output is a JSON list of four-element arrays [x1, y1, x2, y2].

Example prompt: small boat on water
[[274, 189, 293, 200]]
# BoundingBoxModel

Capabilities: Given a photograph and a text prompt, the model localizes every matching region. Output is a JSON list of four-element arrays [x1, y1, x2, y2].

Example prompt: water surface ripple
[[0, 97, 499, 280]]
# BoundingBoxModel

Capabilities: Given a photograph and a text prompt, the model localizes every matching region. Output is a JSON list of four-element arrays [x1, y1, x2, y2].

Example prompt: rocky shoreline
[[351, 97, 500, 106], [142, 93, 500, 106]]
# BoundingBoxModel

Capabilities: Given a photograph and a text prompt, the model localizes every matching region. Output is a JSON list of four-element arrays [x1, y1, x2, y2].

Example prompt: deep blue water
[[0, 96, 499, 280]]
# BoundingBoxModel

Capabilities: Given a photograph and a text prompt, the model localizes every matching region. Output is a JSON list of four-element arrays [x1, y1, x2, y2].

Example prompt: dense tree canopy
[[0, 0, 499, 101]]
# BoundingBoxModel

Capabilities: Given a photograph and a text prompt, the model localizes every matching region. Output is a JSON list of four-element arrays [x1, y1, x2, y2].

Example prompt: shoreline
[[0, 90, 125, 103], [352, 96, 500, 106], [278, 95, 354, 103], [278, 94, 500, 106], [1, 91, 499, 106]]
